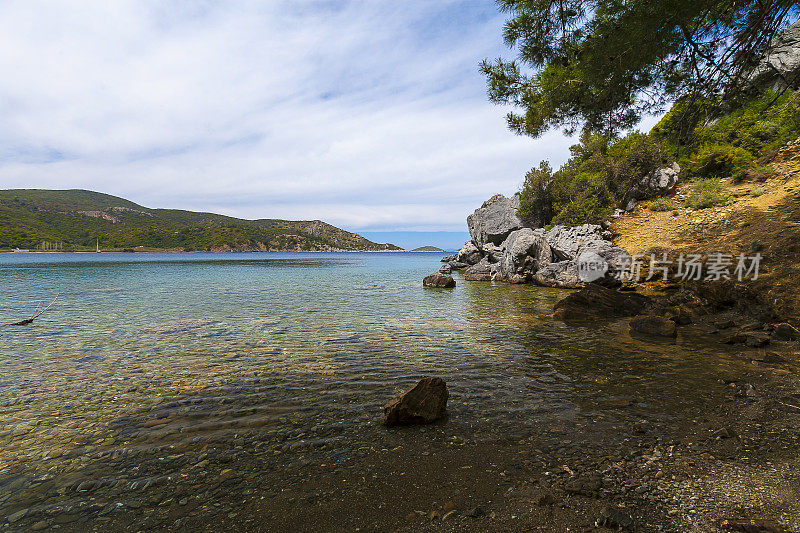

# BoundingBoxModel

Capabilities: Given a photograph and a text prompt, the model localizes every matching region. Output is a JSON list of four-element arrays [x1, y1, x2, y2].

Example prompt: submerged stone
[[630, 315, 678, 337], [423, 273, 455, 288], [383, 377, 448, 426]]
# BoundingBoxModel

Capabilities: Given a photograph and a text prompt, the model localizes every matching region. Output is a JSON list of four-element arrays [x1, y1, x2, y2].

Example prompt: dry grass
[[612, 139, 800, 319]]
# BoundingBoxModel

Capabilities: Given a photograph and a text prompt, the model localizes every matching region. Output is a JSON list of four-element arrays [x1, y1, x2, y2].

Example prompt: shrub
[[685, 144, 753, 180], [750, 187, 765, 197], [518, 161, 555, 225], [648, 198, 677, 211], [685, 179, 731, 209], [671, 210, 680, 216]]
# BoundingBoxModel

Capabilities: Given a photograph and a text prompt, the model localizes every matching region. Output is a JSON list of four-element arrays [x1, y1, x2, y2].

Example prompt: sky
[[0, 1, 645, 249]]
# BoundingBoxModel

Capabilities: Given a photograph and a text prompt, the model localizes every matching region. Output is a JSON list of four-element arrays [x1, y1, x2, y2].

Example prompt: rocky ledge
[[441, 194, 634, 288]]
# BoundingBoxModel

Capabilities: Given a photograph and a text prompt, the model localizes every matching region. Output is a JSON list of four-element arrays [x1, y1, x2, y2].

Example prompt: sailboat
[[96, 238, 102, 253]]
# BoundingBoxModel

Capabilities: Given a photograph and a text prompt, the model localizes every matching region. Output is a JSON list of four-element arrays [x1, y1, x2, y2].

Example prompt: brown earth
[[612, 139, 800, 321]]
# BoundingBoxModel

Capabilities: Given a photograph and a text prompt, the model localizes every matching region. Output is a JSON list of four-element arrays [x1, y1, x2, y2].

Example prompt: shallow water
[[0, 252, 751, 530]]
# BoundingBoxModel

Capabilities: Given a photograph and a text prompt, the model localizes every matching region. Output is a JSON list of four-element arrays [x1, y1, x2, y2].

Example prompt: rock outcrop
[[498, 228, 552, 283], [383, 377, 448, 426], [533, 260, 583, 288], [747, 19, 800, 92], [467, 194, 527, 247], [552, 284, 650, 320], [423, 273, 456, 288], [621, 163, 681, 212], [545, 224, 611, 261], [456, 241, 482, 265], [448, 194, 633, 287], [463, 259, 496, 281]]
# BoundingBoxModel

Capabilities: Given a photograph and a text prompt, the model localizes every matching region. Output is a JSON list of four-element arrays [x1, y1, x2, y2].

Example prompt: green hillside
[[0, 189, 402, 252]]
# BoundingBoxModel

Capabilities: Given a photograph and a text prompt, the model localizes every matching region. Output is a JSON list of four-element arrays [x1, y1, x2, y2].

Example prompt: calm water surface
[[0, 252, 750, 530]]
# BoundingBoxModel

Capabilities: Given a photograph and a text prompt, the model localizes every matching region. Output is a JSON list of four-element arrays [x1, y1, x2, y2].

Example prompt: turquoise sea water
[[0, 252, 751, 530]]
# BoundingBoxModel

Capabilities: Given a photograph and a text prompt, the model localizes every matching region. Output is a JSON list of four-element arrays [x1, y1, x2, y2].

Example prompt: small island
[[410, 245, 445, 252]]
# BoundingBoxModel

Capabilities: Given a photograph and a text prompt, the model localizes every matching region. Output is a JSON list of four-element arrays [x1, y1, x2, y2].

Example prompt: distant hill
[[0, 189, 402, 252], [410, 246, 445, 252]]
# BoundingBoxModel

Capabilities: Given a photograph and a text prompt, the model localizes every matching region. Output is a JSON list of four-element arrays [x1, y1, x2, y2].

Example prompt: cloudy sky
[[0, 1, 593, 249]]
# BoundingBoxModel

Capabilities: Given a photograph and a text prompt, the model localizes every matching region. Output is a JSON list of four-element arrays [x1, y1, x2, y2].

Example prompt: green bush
[[685, 179, 731, 209], [648, 198, 677, 211], [516, 89, 799, 227], [519, 131, 666, 225], [685, 144, 753, 180], [750, 187, 765, 197]]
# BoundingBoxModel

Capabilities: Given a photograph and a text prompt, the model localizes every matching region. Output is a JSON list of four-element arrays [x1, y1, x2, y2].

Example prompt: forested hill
[[0, 189, 402, 252]]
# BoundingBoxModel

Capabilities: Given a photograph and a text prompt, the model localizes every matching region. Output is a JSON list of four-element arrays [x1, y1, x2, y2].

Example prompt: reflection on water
[[0, 252, 749, 529]]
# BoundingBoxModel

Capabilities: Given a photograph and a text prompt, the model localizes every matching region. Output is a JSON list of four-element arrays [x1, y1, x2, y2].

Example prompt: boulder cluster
[[440, 194, 633, 288]]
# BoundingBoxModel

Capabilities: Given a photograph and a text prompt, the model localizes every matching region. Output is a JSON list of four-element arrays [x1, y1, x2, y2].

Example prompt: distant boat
[[96, 238, 102, 253], [12, 248, 30, 253]]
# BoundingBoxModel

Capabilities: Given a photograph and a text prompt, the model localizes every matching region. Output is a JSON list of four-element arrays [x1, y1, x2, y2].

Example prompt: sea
[[0, 252, 752, 530]]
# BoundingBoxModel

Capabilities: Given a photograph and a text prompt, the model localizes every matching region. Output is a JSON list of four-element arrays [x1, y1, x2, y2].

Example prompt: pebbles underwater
[[0, 252, 759, 530]]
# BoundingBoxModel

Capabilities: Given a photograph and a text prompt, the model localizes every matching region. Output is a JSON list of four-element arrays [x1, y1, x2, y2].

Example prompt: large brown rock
[[423, 273, 455, 288], [553, 283, 650, 320], [630, 315, 677, 337], [383, 377, 448, 426]]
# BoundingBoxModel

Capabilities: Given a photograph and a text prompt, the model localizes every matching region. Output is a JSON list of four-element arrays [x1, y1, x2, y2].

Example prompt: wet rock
[[745, 332, 770, 348], [440, 254, 456, 263], [772, 323, 799, 341], [553, 283, 650, 320], [423, 273, 455, 289], [7, 508, 28, 523], [723, 332, 748, 345], [383, 377, 448, 426], [716, 319, 738, 330], [438, 264, 452, 275], [467, 194, 529, 246], [447, 261, 469, 271], [630, 315, 678, 337], [596, 505, 634, 530], [667, 306, 693, 325]]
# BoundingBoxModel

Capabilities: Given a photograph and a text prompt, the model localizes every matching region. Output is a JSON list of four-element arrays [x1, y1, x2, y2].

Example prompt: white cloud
[[0, 0, 576, 232]]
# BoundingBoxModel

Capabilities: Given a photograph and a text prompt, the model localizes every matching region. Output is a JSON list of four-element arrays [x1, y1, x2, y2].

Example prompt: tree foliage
[[482, 0, 800, 137]]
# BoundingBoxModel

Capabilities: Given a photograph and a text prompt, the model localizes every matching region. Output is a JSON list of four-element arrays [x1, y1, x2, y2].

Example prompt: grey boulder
[[455, 241, 482, 265], [467, 194, 527, 246], [533, 260, 583, 288], [498, 228, 552, 282], [544, 224, 610, 261], [747, 19, 800, 92], [621, 163, 680, 211], [464, 259, 496, 281]]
